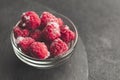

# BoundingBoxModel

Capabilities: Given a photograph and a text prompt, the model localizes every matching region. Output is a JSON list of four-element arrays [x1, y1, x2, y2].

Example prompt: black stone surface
[[0, 0, 88, 80]]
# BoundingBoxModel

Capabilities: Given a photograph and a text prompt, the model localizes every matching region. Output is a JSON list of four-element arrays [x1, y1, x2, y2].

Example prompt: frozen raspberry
[[50, 38, 68, 56], [30, 42, 50, 59], [60, 25, 75, 43], [40, 11, 58, 29], [42, 22, 61, 42], [57, 18, 64, 27], [13, 26, 29, 38], [30, 29, 41, 41], [21, 11, 41, 30], [17, 37, 35, 54]]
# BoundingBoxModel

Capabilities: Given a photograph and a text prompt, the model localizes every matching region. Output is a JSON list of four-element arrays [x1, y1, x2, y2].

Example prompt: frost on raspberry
[[30, 29, 41, 41], [30, 42, 50, 59], [13, 26, 29, 38], [21, 11, 41, 30], [42, 22, 61, 42], [16, 37, 35, 54], [60, 25, 75, 43], [50, 38, 68, 56]]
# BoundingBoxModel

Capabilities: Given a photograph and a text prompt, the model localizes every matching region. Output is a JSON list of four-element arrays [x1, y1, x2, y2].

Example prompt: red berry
[[40, 11, 58, 29], [50, 38, 68, 56], [17, 37, 35, 54], [30, 29, 41, 41], [13, 26, 29, 38], [42, 22, 61, 41], [30, 42, 50, 59], [60, 25, 75, 43], [21, 11, 41, 30]]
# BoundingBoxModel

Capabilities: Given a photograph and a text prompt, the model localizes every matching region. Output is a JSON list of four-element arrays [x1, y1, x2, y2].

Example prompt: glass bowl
[[10, 11, 78, 69]]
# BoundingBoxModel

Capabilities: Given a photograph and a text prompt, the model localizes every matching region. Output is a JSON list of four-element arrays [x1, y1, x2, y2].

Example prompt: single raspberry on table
[[30, 29, 41, 41], [21, 11, 41, 30], [60, 25, 75, 43], [42, 22, 61, 42], [16, 37, 35, 54], [40, 11, 58, 29], [50, 38, 68, 56], [30, 42, 50, 59], [13, 26, 29, 38]]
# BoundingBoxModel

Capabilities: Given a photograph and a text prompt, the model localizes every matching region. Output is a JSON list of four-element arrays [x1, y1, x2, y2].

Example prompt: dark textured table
[[1, 0, 120, 80]]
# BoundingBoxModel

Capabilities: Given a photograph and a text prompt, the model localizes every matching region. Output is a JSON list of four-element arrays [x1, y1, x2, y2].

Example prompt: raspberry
[[30, 42, 50, 59], [40, 11, 58, 29], [50, 38, 68, 56], [17, 37, 35, 54], [42, 22, 61, 41], [30, 29, 41, 41], [60, 25, 75, 43], [21, 11, 41, 30], [13, 26, 29, 38]]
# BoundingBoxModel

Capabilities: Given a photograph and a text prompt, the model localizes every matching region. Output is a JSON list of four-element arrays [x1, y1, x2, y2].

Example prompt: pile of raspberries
[[13, 11, 75, 60]]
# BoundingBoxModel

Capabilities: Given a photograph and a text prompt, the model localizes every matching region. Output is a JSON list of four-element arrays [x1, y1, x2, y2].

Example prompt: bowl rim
[[10, 11, 78, 62]]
